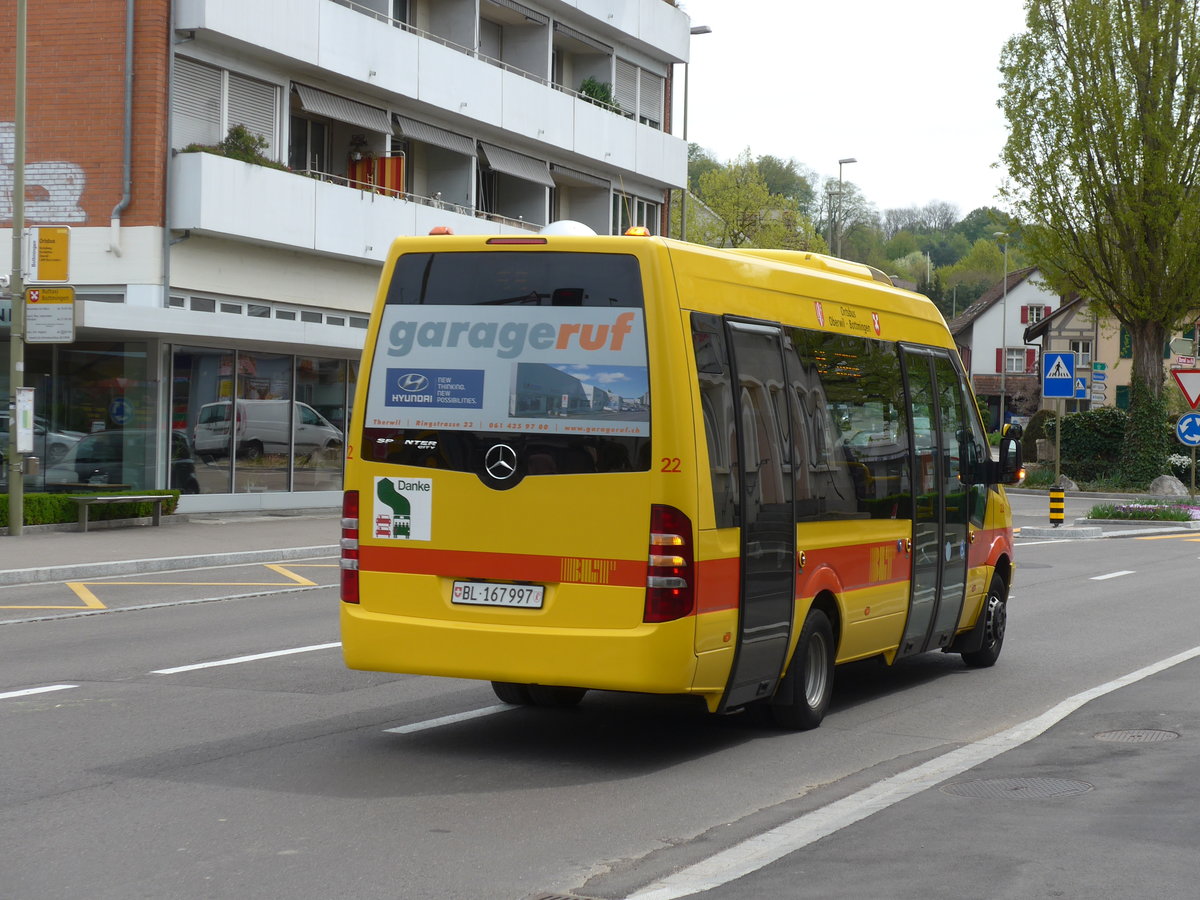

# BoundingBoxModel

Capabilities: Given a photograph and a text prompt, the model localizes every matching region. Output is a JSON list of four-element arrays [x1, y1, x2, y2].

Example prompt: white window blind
[[228, 72, 277, 152], [639, 69, 663, 126], [173, 57, 222, 147], [614, 59, 637, 116]]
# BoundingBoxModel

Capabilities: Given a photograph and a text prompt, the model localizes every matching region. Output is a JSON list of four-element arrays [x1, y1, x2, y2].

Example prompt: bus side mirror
[[994, 423, 1024, 485]]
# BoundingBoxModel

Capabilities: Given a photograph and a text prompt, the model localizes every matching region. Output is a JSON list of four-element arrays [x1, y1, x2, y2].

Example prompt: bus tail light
[[645, 504, 694, 622], [341, 490, 360, 603]]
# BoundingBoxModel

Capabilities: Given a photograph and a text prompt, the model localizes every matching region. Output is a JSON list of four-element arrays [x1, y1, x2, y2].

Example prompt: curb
[[1019, 525, 1104, 540], [0, 545, 339, 587]]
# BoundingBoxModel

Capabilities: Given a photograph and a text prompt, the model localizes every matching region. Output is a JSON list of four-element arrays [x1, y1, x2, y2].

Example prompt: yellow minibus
[[340, 226, 1022, 728]]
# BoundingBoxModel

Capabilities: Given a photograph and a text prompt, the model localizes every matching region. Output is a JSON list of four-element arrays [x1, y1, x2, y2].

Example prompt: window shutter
[[1026, 349, 1037, 372], [639, 69, 663, 126], [227, 72, 278, 154], [996, 348, 1003, 373], [1044, 306, 1052, 319], [614, 59, 637, 116], [1020, 306, 1029, 324], [173, 57, 222, 148]]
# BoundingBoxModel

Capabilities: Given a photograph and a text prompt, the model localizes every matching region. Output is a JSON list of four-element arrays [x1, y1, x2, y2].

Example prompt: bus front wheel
[[771, 608, 834, 731], [961, 576, 1007, 668], [528, 685, 587, 707]]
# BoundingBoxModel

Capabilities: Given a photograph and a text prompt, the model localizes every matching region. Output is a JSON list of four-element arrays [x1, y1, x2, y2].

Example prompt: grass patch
[[1088, 502, 1198, 522]]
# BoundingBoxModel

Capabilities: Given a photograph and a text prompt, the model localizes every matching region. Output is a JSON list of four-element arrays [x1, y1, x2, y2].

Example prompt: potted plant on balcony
[[579, 77, 619, 113], [180, 124, 289, 171]]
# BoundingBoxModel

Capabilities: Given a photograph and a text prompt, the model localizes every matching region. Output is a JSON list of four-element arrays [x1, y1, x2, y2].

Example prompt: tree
[[818, 178, 877, 259], [955, 206, 1010, 244], [756, 155, 818, 216], [696, 150, 826, 251], [999, 0, 1200, 484], [687, 143, 720, 192], [885, 230, 920, 259], [937, 238, 1007, 313], [697, 150, 774, 247]]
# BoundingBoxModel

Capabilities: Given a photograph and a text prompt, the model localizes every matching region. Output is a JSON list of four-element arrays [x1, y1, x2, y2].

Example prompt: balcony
[[174, 0, 686, 187], [169, 152, 531, 264]]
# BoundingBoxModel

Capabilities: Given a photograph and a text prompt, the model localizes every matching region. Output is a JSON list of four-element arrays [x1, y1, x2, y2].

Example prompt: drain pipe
[[110, 0, 135, 256]]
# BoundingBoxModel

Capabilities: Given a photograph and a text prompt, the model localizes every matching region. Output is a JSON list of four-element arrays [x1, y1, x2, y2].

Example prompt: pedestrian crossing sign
[[1042, 352, 1076, 398]]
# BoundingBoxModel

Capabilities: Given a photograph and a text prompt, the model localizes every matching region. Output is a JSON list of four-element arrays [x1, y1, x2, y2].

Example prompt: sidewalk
[[0, 509, 340, 587]]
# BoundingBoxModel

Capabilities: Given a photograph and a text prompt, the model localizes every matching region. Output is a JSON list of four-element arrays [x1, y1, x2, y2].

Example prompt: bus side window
[[788, 328, 911, 520]]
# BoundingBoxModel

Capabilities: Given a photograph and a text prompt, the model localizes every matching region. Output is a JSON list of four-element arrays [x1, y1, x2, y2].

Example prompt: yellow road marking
[[264, 564, 318, 586], [1, 563, 334, 610], [0, 582, 110, 611], [1135, 533, 1200, 541]]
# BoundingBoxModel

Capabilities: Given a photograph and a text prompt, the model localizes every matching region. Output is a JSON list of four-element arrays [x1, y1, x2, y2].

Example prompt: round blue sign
[[109, 397, 135, 426], [1176, 412, 1200, 447]]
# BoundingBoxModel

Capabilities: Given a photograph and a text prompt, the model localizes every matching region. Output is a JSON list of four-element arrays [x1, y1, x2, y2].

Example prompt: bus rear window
[[385, 251, 644, 308], [364, 251, 650, 476]]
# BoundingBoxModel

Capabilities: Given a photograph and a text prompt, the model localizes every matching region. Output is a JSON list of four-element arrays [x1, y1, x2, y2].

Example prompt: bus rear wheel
[[771, 608, 834, 731], [491, 681, 534, 705]]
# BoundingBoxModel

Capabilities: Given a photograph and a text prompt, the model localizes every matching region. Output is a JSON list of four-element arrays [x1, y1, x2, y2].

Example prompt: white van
[[193, 400, 343, 460]]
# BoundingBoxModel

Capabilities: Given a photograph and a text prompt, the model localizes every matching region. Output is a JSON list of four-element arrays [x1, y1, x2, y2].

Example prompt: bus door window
[[902, 350, 940, 656], [900, 349, 971, 655], [722, 321, 796, 711], [691, 314, 739, 529], [929, 355, 971, 643]]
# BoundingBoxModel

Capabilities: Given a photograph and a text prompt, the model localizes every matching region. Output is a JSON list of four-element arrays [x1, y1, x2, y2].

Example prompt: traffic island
[[1019, 524, 1103, 539]]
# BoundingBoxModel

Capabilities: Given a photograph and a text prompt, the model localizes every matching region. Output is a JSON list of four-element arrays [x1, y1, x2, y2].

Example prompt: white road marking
[[625, 643, 1200, 900], [0, 684, 78, 700], [151, 642, 341, 674], [384, 704, 515, 734], [1091, 570, 1135, 581]]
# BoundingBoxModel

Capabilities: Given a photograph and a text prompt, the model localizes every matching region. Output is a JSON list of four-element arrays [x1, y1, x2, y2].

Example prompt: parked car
[[44, 429, 201, 494], [0, 413, 84, 464], [193, 399, 343, 460]]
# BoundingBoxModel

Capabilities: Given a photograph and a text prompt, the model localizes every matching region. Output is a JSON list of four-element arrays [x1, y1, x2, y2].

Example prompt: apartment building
[[1, 0, 689, 511]]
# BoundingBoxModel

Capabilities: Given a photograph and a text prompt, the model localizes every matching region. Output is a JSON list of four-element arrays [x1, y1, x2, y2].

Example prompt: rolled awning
[[479, 142, 554, 188], [293, 84, 391, 134], [550, 163, 610, 189], [393, 116, 475, 157]]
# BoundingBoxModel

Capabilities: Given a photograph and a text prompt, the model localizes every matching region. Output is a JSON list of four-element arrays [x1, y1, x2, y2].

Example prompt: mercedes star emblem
[[484, 443, 518, 480]]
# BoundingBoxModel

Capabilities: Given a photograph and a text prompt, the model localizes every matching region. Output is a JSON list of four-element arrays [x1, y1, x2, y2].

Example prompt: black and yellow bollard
[[1049, 488, 1065, 527]]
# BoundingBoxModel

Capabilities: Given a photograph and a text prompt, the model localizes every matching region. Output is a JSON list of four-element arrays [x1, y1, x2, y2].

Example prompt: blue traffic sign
[[1042, 352, 1076, 399], [108, 396, 135, 426], [1177, 412, 1200, 447], [1074, 377, 1088, 399]]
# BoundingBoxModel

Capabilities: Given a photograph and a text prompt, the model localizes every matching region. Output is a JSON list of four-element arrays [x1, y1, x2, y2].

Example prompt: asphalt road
[[2, 503, 1198, 899]]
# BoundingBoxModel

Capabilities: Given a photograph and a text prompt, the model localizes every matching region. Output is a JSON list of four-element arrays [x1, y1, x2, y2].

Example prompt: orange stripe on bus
[[359, 545, 646, 587]]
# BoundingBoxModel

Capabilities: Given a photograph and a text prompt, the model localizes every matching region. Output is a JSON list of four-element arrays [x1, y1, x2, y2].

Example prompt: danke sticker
[[373, 477, 433, 541]]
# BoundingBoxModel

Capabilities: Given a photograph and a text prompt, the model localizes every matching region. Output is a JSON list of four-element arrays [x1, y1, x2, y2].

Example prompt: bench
[[69, 494, 170, 533]]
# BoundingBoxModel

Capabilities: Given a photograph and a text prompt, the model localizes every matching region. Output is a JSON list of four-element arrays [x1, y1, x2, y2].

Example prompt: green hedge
[[0, 491, 180, 528], [1060, 406, 1127, 481]]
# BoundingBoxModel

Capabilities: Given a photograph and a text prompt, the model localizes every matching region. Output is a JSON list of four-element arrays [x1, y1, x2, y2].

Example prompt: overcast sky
[[674, 0, 1030, 217]]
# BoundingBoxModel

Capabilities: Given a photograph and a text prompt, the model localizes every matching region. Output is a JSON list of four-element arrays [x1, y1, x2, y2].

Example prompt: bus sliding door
[[899, 348, 971, 657], [720, 321, 796, 710]]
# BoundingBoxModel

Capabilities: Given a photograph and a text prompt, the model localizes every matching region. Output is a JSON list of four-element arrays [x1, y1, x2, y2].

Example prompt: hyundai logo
[[396, 373, 429, 393], [485, 443, 518, 480]]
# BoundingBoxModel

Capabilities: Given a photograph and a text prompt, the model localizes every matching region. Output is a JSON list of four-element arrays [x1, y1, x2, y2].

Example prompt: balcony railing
[[293, 168, 540, 231], [325, 0, 654, 126]]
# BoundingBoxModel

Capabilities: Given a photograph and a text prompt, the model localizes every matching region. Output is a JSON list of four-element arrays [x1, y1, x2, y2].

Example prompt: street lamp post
[[7, 0, 28, 536], [835, 157, 856, 257], [679, 25, 712, 242], [994, 232, 1010, 431]]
